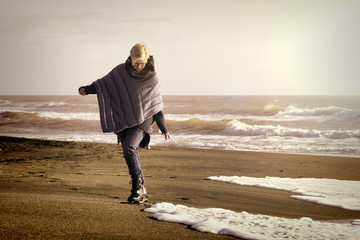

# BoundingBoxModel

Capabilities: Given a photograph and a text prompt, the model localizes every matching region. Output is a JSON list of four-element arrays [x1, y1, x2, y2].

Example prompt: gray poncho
[[93, 63, 163, 133]]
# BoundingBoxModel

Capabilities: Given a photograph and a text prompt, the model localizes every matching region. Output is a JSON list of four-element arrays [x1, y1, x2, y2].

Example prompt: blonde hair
[[130, 43, 150, 65]]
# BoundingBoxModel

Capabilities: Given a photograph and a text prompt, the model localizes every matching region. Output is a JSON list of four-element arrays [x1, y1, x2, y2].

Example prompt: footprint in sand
[[49, 178, 61, 183]]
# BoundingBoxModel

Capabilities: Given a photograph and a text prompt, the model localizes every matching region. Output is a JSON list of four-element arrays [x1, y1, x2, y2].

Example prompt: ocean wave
[[158, 118, 360, 139], [165, 118, 228, 134], [45, 101, 67, 107], [263, 104, 284, 115], [224, 120, 360, 139], [150, 134, 360, 156], [0, 111, 99, 133], [0, 111, 41, 122], [166, 104, 359, 123], [0, 97, 98, 113], [0, 110, 99, 121], [278, 105, 354, 117], [2, 95, 359, 157], [0, 99, 12, 106], [166, 114, 237, 121], [2, 109, 359, 140], [38, 111, 99, 121]]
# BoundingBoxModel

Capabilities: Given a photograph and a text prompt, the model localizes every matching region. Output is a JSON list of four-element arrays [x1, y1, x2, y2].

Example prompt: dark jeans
[[119, 127, 146, 185]]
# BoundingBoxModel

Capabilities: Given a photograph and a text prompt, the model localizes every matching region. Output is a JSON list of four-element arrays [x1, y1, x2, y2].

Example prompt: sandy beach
[[1, 136, 360, 239]]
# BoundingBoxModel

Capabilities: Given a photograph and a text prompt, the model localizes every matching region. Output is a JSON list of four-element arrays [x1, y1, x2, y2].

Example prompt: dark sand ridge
[[1, 136, 359, 239]]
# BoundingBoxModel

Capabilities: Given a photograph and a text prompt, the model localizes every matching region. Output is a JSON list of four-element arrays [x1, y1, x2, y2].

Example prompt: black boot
[[128, 178, 148, 204]]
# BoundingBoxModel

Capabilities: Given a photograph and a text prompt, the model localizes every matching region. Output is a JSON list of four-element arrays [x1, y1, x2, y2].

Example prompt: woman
[[79, 43, 170, 204]]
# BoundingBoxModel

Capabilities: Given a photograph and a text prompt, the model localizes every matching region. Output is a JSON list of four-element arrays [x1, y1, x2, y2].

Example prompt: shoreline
[[1, 136, 360, 239], [2, 134, 359, 159]]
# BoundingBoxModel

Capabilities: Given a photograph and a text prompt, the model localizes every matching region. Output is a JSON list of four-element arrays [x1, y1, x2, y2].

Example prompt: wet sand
[[1, 136, 359, 239]]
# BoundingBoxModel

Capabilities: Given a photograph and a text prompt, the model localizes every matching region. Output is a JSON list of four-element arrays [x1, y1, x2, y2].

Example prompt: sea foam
[[145, 202, 360, 240], [145, 176, 360, 239], [1, 95, 359, 156], [207, 176, 360, 211], [224, 119, 360, 139]]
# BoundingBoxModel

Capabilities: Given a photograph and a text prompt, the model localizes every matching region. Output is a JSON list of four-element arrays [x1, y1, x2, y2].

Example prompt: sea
[[1, 95, 359, 157]]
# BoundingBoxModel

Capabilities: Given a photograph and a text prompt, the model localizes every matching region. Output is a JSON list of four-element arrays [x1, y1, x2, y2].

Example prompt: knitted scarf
[[125, 56, 155, 79], [93, 63, 163, 133]]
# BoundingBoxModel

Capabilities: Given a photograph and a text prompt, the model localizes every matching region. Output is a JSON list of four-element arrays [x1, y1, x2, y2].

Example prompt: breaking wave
[[278, 105, 357, 117], [1, 110, 359, 140], [1, 95, 359, 156], [224, 120, 360, 139]]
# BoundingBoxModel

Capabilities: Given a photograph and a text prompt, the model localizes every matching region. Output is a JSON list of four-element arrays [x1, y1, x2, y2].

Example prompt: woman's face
[[133, 60, 146, 72]]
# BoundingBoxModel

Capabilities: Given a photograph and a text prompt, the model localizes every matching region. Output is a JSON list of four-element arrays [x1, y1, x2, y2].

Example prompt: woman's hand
[[164, 132, 170, 141], [79, 87, 86, 96]]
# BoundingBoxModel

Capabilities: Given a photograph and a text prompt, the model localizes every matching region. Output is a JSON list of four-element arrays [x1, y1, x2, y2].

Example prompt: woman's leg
[[119, 128, 148, 203], [120, 128, 146, 184]]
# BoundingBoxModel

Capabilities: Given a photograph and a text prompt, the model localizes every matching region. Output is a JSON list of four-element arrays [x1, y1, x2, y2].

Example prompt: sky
[[0, 0, 359, 95]]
